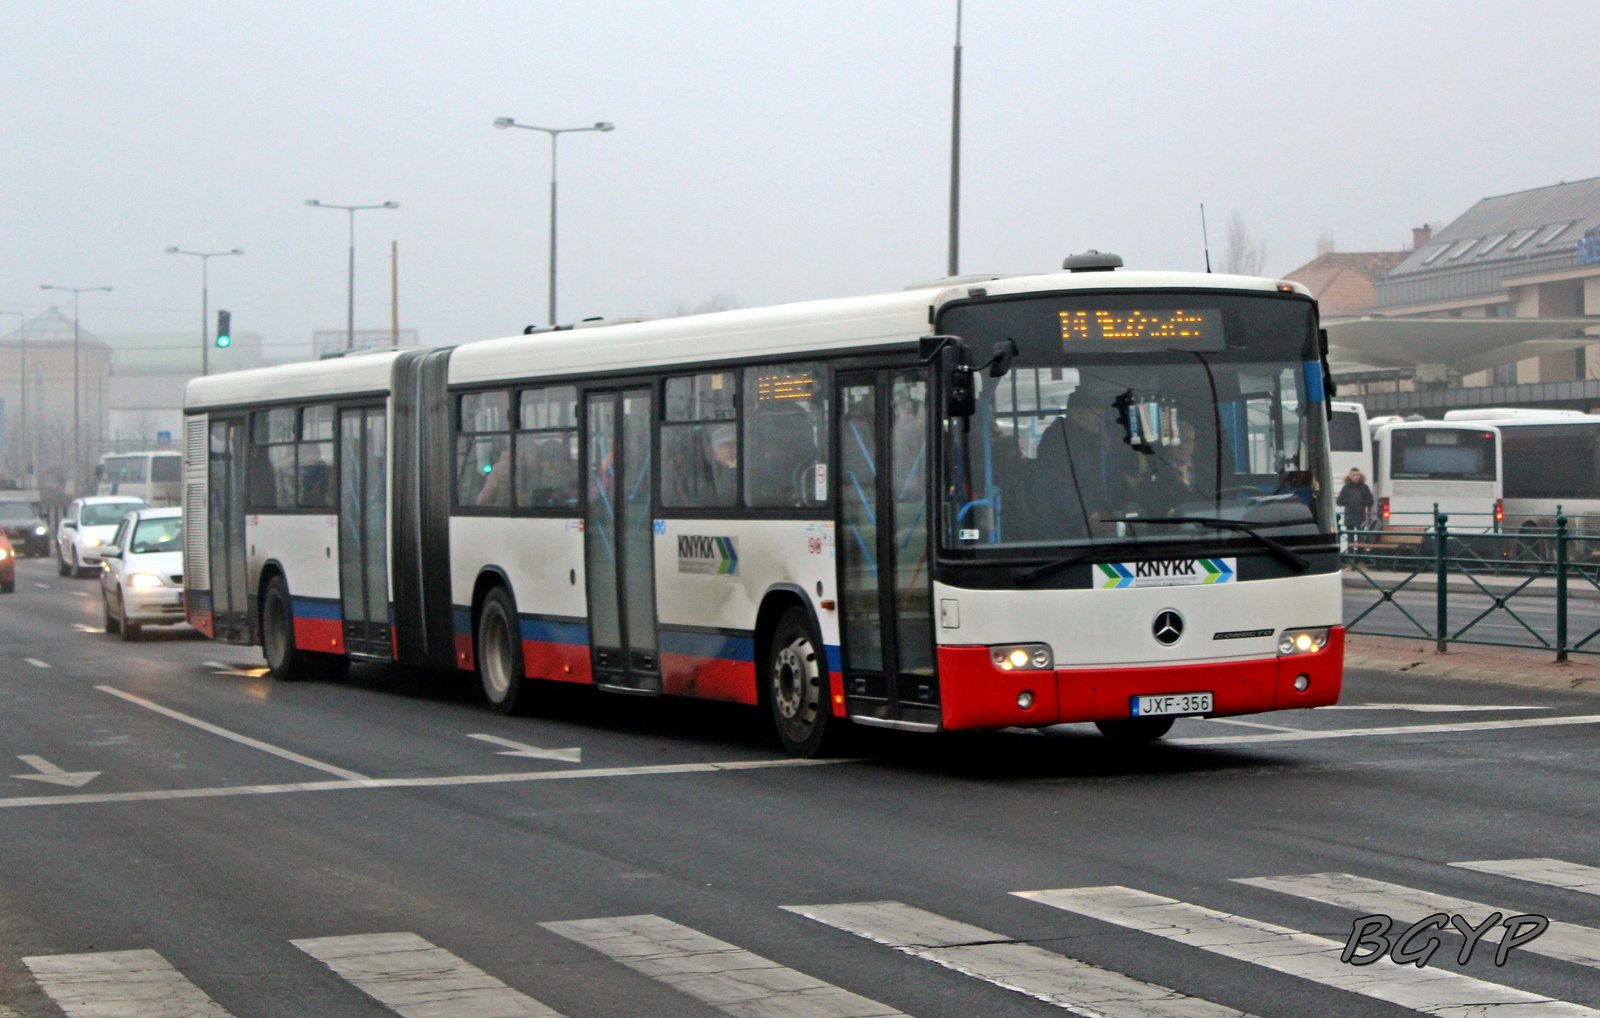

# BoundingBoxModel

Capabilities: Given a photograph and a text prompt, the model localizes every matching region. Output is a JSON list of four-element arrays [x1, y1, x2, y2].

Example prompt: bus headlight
[[128, 573, 164, 589], [1277, 627, 1330, 656], [990, 643, 1053, 671]]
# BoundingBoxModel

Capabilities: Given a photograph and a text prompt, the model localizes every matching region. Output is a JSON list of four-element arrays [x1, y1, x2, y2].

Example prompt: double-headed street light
[[166, 247, 244, 376], [39, 283, 112, 495], [305, 200, 399, 351], [494, 117, 614, 327]]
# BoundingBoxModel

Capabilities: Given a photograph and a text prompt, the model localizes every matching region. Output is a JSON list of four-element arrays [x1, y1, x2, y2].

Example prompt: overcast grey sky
[[4, 1, 1599, 356]]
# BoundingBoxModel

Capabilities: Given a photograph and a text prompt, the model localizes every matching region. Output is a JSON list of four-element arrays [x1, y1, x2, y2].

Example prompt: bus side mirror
[[986, 339, 1017, 378]]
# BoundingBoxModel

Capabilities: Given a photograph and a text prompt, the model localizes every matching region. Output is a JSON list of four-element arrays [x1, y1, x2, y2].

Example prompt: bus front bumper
[[936, 627, 1344, 730]]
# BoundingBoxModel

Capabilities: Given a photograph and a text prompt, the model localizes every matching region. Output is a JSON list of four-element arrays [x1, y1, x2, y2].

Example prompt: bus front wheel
[[768, 606, 835, 757], [477, 587, 530, 715], [1095, 716, 1175, 742]]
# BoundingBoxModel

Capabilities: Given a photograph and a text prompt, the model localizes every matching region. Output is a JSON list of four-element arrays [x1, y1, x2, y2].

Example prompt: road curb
[[1344, 643, 1600, 694]]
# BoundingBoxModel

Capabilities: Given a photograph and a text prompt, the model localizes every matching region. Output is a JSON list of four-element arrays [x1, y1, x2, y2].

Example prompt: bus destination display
[[1060, 308, 1222, 349]]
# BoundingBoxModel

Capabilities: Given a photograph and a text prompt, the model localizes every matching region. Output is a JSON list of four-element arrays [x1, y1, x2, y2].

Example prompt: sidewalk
[[1343, 568, 1600, 601], [1345, 633, 1600, 694]]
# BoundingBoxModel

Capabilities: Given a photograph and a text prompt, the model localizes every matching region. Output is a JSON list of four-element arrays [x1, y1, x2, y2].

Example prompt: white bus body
[[1373, 420, 1501, 531], [1328, 400, 1372, 485], [98, 451, 184, 506], [1462, 411, 1600, 547], [185, 270, 1343, 751]]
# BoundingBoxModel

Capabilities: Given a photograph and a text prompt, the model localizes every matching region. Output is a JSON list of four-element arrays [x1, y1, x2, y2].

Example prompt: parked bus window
[[743, 362, 829, 508], [298, 404, 335, 508], [1328, 410, 1364, 452], [457, 391, 512, 508], [1391, 428, 1495, 480], [249, 408, 299, 508], [662, 372, 739, 507], [515, 386, 579, 509]]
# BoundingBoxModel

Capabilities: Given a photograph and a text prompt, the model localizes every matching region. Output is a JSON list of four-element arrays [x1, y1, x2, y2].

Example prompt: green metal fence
[[1343, 506, 1600, 660]]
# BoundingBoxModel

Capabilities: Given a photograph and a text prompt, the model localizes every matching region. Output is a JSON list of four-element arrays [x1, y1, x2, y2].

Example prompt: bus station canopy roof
[[1325, 316, 1600, 374]]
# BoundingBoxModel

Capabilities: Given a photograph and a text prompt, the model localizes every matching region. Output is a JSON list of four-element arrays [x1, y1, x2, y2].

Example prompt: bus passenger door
[[584, 388, 660, 693], [836, 369, 937, 727], [207, 417, 250, 642], [338, 406, 391, 658]]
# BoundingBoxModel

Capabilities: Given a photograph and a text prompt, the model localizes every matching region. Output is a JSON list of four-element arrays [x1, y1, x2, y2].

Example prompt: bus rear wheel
[[1095, 717, 1175, 742], [262, 576, 312, 681], [768, 606, 834, 757], [477, 587, 530, 715]]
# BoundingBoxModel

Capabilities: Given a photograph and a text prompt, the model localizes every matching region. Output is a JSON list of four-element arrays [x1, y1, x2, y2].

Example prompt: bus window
[[743, 362, 829, 508], [249, 408, 298, 508], [515, 386, 579, 509], [1391, 429, 1495, 481], [1328, 410, 1364, 452], [298, 404, 335, 508], [151, 455, 182, 483], [104, 455, 147, 484], [661, 372, 739, 507], [456, 391, 512, 508]]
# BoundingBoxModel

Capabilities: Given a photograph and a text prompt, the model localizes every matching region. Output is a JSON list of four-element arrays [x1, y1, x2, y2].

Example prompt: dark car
[[0, 500, 50, 557]]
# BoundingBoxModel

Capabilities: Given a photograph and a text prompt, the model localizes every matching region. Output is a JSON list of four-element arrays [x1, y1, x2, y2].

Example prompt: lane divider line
[[24, 658, 50, 668], [0, 757, 855, 810], [1167, 714, 1600, 746], [96, 685, 370, 781]]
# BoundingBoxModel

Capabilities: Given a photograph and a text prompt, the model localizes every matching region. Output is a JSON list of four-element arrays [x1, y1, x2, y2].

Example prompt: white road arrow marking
[[70, 592, 89, 598], [467, 733, 582, 763], [204, 660, 267, 677], [24, 658, 50, 668], [12, 755, 100, 788], [1319, 703, 1544, 712]]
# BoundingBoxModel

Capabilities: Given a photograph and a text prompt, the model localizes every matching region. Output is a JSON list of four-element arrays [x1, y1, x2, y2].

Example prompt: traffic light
[[216, 310, 231, 348]]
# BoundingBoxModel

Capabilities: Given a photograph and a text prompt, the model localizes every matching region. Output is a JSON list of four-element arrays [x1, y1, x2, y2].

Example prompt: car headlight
[[83, 536, 102, 548], [0, 548, 10, 560], [34, 526, 45, 535], [128, 573, 165, 589], [989, 643, 1054, 671], [1277, 627, 1330, 656]]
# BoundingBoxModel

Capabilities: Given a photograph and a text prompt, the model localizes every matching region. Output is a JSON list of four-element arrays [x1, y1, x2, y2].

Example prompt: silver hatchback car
[[99, 507, 185, 640]]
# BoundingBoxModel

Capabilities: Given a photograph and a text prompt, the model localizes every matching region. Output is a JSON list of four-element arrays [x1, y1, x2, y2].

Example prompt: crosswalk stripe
[[1235, 872, 1600, 970], [1452, 858, 1600, 897], [784, 900, 1256, 1018], [292, 932, 564, 1017], [22, 948, 236, 1017], [1015, 885, 1600, 1018], [542, 913, 908, 1018]]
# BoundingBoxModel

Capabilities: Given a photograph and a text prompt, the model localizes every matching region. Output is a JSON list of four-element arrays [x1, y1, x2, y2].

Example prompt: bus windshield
[[940, 292, 1332, 551]]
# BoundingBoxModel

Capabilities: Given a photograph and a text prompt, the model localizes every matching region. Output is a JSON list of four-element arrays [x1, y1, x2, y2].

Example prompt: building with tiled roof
[[1282, 249, 1410, 318]]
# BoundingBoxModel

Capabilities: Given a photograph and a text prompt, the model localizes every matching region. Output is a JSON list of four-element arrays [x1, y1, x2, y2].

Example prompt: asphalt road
[[5, 554, 1600, 1017]]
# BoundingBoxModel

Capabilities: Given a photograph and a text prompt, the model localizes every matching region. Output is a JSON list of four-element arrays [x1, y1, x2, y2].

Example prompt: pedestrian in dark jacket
[[1336, 469, 1375, 531]]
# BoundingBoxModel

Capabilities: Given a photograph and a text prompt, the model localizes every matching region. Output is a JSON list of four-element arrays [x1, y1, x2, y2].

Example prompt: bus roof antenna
[[1200, 203, 1213, 273]]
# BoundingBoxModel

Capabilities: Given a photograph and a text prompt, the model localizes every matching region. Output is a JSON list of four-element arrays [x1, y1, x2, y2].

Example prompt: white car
[[100, 507, 184, 639], [57, 496, 148, 577]]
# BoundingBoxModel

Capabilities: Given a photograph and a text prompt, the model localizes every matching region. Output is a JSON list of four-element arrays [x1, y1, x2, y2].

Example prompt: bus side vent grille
[[183, 416, 209, 591]]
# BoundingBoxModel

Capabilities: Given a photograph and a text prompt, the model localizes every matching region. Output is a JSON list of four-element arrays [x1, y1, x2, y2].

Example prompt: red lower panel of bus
[[660, 654, 756, 703], [294, 617, 344, 655], [936, 628, 1344, 730], [525, 640, 592, 685], [189, 608, 214, 638]]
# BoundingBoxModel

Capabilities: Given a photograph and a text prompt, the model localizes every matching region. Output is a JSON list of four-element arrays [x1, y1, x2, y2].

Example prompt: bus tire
[[262, 576, 312, 681], [1095, 717, 1175, 741], [767, 606, 834, 757], [476, 587, 529, 715]]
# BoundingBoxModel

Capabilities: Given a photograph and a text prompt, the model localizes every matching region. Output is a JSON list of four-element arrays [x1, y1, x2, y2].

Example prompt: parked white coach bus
[[1372, 419, 1501, 531], [98, 450, 184, 506], [1328, 400, 1372, 487], [182, 266, 1344, 754], [1443, 408, 1600, 552]]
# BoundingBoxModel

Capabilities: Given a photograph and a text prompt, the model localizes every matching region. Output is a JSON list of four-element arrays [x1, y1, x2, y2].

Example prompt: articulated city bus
[[183, 267, 1343, 754]]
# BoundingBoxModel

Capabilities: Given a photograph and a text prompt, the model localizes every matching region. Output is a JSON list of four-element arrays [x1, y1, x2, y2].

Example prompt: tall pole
[[947, 0, 963, 278], [167, 248, 243, 377], [304, 201, 399, 353], [549, 134, 559, 327], [41, 284, 111, 494], [0, 313, 23, 483], [493, 118, 613, 327], [391, 240, 399, 346]]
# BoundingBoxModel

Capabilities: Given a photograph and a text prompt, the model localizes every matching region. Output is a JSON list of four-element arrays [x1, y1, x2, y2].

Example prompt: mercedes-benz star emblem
[[1152, 610, 1184, 646]]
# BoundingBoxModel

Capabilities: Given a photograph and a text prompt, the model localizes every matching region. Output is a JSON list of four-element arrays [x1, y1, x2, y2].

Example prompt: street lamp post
[[166, 247, 244, 377], [305, 200, 399, 351], [0, 312, 24, 483], [948, 0, 963, 278], [39, 284, 112, 495], [493, 117, 614, 327]]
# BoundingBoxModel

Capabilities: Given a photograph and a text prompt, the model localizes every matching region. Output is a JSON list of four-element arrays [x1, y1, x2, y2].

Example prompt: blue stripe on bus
[[1303, 359, 1325, 402], [520, 617, 589, 647], [659, 629, 756, 664], [453, 607, 472, 635], [291, 597, 341, 621], [824, 644, 841, 673]]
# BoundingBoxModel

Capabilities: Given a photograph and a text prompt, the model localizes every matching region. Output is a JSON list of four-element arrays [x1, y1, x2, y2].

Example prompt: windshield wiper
[[1012, 549, 1096, 585], [1132, 516, 1310, 571]]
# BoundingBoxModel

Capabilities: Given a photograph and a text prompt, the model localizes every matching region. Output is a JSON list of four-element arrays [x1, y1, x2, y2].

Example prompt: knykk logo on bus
[[1097, 558, 1235, 589], [678, 535, 739, 575]]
